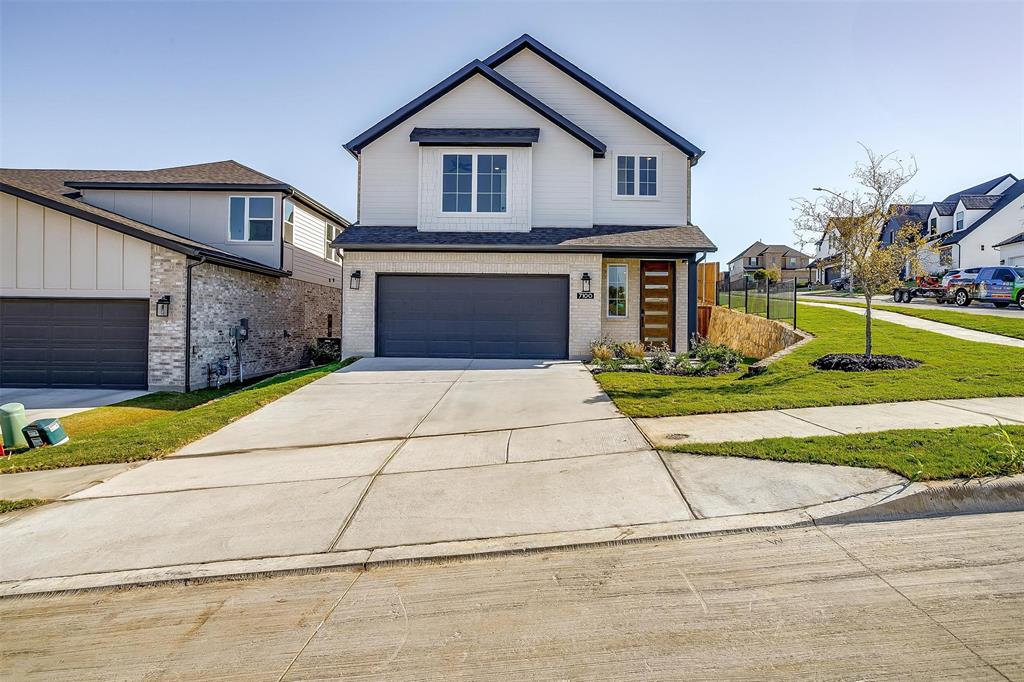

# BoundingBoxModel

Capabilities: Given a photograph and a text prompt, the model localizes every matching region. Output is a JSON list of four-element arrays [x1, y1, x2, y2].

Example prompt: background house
[[726, 241, 811, 283], [1, 161, 347, 391]]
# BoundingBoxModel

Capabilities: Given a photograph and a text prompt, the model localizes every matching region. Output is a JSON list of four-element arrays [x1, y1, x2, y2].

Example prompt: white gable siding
[[495, 49, 689, 225], [989, 177, 1017, 194], [285, 201, 343, 288], [959, 194, 1024, 268], [1, 193, 151, 297], [358, 74, 593, 229]]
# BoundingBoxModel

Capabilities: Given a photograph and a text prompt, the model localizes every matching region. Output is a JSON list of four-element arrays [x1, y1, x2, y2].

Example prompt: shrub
[[307, 339, 341, 366], [648, 343, 672, 371], [691, 337, 742, 370], [619, 341, 647, 360], [591, 343, 615, 364]]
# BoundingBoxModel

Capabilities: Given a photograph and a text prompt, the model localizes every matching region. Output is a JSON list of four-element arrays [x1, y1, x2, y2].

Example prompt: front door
[[640, 261, 675, 349]]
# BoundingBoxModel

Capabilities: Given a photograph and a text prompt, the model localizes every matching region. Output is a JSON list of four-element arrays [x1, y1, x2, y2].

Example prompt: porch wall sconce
[[581, 272, 592, 293], [349, 270, 362, 290], [155, 295, 171, 317]]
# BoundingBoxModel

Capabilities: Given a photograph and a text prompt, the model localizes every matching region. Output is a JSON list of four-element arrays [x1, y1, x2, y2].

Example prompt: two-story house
[[1, 161, 347, 391], [334, 35, 716, 360], [726, 241, 811, 283], [935, 174, 1022, 269]]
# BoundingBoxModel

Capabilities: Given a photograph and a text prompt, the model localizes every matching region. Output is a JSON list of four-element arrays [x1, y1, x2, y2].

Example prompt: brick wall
[[600, 257, 690, 353], [148, 247, 188, 391], [341, 251, 602, 359], [188, 263, 342, 389]]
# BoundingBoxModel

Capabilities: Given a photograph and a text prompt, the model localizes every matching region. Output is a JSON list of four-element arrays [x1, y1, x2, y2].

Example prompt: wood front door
[[640, 261, 675, 349]]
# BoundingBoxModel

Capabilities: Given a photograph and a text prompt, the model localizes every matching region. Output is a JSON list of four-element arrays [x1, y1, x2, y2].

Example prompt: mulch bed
[[810, 353, 922, 372]]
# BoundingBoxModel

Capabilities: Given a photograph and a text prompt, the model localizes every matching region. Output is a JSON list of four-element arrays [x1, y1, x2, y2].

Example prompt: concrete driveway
[[0, 358, 906, 592], [0, 387, 149, 421]]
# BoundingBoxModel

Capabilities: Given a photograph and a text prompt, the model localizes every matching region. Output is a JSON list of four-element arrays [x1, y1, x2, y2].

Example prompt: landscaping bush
[[691, 337, 742, 370], [308, 338, 341, 366], [619, 341, 647, 361]]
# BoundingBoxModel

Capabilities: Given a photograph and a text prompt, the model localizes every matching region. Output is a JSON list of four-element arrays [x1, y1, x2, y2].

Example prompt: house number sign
[[576, 292, 595, 299]]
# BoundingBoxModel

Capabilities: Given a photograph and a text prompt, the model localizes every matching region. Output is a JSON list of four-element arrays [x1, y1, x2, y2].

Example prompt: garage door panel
[[377, 275, 568, 360], [1, 298, 149, 389]]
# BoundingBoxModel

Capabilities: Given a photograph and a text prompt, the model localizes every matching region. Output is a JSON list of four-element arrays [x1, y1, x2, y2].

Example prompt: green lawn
[[597, 305, 1024, 417], [671, 425, 1024, 480], [0, 359, 355, 473], [822, 300, 1024, 340]]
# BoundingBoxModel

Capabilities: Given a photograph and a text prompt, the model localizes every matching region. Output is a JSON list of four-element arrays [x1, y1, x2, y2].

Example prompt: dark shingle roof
[[942, 179, 1024, 245], [484, 35, 705, 162], [334, 224, 716, 253], [942, 173, 1017, 202], [344, 61, 605, 157], [61, 160, 284, 187], [932, 201, 958, 216], [959, 194, 1002, 210], [994, 232, 1024, 248], [410, 128, 540, 145], [0, 168, 289, 276]]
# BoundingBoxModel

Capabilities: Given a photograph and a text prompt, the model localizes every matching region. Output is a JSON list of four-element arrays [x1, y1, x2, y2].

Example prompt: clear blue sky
[[2, 1, 1021, 263]]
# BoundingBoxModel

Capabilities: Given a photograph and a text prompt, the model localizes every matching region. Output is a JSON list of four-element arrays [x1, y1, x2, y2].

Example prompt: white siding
[[1, 193, 151, 298], [291, 201, 326, 257], [285, 201, 343, 288], [958, 194, 1024, 268], [495, 49, 690, 225], [81, 189, 282, 268], [358, 74, 593, 229]]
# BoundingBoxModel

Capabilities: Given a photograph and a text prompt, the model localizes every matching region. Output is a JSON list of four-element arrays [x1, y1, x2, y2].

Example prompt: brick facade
[[341, 251, 603, 359], [601, 257, 691, 353], [146, 246, 342, 391]]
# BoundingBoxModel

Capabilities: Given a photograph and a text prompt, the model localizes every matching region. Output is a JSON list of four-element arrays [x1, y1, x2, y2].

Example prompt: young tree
[[793, 146, 934, 357]]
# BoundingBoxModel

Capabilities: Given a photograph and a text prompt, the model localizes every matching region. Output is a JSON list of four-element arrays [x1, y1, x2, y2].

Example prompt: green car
[[950, 266, 1024, 308]]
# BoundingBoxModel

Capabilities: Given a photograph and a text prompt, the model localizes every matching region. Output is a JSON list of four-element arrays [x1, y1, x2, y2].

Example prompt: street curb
[[2, 478, 1020, 598]]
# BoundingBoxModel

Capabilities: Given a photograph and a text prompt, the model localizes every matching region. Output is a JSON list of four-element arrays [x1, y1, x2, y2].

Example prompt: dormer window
[[229, 196, 274, 242], [615, 154, 658, 198], [929, 217, 937, 235], [441, 153, 507, 213], [955, 211, 964, 230]]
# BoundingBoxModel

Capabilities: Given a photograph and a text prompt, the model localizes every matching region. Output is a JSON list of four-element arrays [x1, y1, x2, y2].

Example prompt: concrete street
[[2, 511, 1021, 680], [0, 359, 907, 592]]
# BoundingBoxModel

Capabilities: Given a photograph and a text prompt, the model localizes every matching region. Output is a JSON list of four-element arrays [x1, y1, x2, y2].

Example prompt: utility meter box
[[22, 418, 69, 448]]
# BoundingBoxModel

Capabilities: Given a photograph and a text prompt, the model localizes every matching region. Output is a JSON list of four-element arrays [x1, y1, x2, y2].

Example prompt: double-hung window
[[955, 211, 964, 231], [615, 154, 657, 197], [607, 264, 628, 318], [442, 153, 507, 213], [229, 196, 274, 242]]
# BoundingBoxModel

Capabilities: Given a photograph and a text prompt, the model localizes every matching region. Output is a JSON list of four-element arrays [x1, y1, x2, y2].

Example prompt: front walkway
[[0, 358, 908, 595], [0, 387, 150, 421], [637, 396, 1024, 446], [800, 301, 1024, 347]]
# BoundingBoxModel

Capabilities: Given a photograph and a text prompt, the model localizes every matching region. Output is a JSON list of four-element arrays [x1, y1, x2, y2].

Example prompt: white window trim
[[611, 152, 660, 201], [282, 198, 295, 244], [606, 263, 629, 319], [438, 151, 510, 216], [228, 195, 276, 243], [955, 211, 965, 231], [325, 222, 343, 263]]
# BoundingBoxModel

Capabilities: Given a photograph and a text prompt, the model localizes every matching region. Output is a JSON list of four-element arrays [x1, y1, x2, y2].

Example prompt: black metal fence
[[716, 276, 798, 328]]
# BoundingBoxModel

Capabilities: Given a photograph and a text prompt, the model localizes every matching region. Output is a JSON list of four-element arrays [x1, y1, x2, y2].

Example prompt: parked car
[[830, 276, 851, 291], [940, 268, 981, 289], [947, 267, 1024, 308]]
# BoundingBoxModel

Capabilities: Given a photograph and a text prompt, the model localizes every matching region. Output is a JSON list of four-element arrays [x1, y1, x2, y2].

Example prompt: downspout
[[184, 256, 207, 392]]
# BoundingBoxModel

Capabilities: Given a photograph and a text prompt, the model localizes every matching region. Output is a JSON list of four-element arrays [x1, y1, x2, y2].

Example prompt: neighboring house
[[937, 175, 1023, 269], [0, 161, 348, 391], [994, 232, 1024, 267], [334, 34, 716, 359], [726, 241, 811, 282], [879, 203, 934, 276], [810, 229, 845, 285]]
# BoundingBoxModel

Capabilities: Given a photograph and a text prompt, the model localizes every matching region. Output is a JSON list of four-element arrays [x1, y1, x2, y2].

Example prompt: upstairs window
[[283, 199, 295, 243], [229, 196, 274, 242], [615, 154, 658, 197], [442, 153, 507, 213], [789, 257, 797, 268], [607, 264, 627, 318], [929, 217, 937, 235], [955, 211, 964, 231]]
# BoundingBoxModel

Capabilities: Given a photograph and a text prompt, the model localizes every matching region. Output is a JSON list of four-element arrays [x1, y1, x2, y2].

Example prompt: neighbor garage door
[[376, 275, 569, 359], [0, 298, 149, 389]]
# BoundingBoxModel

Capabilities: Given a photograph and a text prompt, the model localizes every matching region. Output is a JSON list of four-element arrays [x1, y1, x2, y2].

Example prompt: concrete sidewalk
[[801, 292, 1024, 317], [0, 358, 912, 595], [637, 396, 1024, 446], [801, 301, 1024, 347]]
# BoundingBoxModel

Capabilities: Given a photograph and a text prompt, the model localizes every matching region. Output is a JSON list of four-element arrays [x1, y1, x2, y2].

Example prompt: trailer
[[891, 275, 948, 304]]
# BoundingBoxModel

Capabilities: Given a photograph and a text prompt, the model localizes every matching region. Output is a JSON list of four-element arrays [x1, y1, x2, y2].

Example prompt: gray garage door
[[376, 275, 569, 359], [1, 298, 149, 389]]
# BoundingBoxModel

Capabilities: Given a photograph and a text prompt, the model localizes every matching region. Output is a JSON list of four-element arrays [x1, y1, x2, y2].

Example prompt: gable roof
[[0, 167, 289, 277], [883, 203, 932, 239], [994, 232, 1024, 248], [932, 201, 958, 216], [484, 35, 705, 163], [727, 240, 768, 264], [941, 179, 1024, 245], [727, 241, 807, 265], [61, 160, 349, 227], [343, 60, 606, 158], [942, 173, 1017, 202], [958, 194, 1003, 210]]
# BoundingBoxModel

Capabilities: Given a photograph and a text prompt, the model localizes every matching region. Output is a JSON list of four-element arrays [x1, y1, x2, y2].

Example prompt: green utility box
[[0, 402, 30, 449], [23, 418, 69, 448]]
